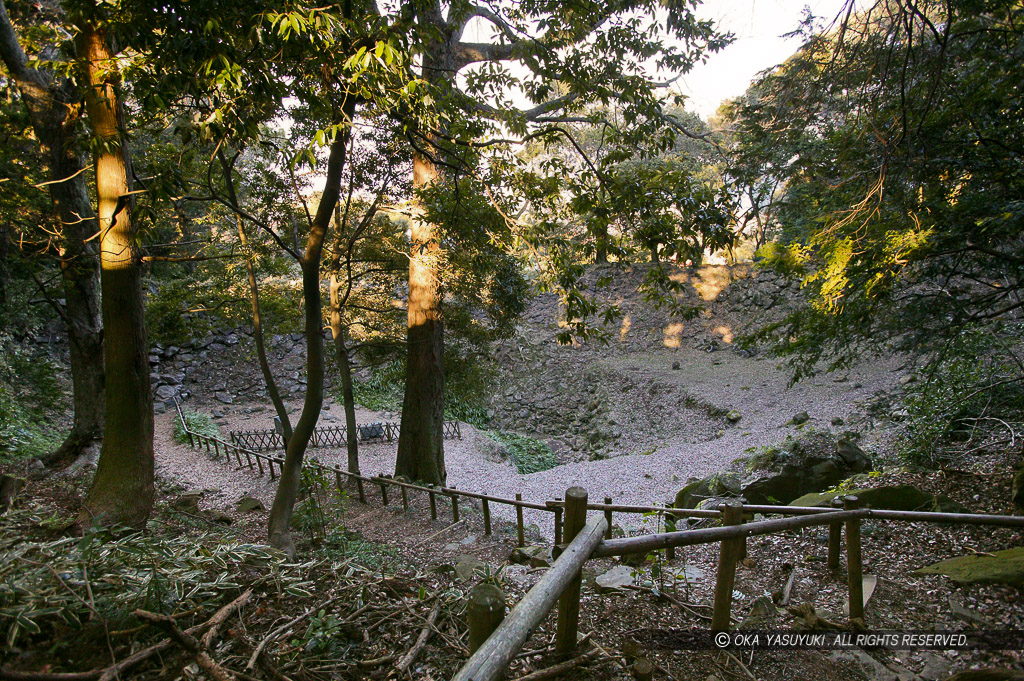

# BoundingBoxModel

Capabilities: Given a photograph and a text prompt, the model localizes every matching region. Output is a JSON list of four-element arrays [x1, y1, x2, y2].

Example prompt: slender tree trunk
[[267, 113, 354, 556], [0, 0, 105, 467], [650, 244, 660, 263], [328, 279, 359, 474], [75, 23, 153, 528], [595, 226, 609, 264], [395, 149, 446, 485], [218, 149, 292, 444]]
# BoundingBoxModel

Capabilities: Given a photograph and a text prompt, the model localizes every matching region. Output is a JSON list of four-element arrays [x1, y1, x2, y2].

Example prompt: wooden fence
[[174, 401, 1024, 681], [454, 487, 1024, 681], [228, 420, 462, 451]]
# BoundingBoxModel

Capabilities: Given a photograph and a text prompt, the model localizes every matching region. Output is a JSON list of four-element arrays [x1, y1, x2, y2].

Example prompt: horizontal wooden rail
[[591, 510, 866, 558], [452, 514, 608, 681]]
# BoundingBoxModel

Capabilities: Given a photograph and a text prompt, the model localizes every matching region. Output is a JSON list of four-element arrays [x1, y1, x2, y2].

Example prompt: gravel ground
[[155, 344, 906, 537]]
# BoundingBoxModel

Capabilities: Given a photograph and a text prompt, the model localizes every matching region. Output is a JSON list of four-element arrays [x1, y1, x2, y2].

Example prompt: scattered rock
[[455, 555, 486, 580], [726, 410, 742, 423], [236, 496, 265, 513], [172, 492, 203, 515], [671, 361, 681, 370], [510, 545, 553, 568], [915, 547, 1024, 585], [214, 392, 234, 405], [204, 509, 233, 525], [594, 565, 635, 593], [790, 411, 810, 425], [0, 475, 26, 513]]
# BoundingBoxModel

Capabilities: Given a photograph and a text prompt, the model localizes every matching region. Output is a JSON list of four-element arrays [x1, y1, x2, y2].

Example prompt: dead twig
[[134, 609, 236, 681], [246, 593, 347, 670], [395, 600, 442, 674]]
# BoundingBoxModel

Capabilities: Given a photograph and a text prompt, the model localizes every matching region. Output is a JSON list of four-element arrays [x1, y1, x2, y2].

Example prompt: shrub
[[897, 324, 1024, 467], [487, 431, 558, 474], [173, 410, 221, 444]]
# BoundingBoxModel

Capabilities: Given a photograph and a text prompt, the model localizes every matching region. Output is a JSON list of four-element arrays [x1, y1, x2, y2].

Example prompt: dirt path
[[156, 344, 906, 537]]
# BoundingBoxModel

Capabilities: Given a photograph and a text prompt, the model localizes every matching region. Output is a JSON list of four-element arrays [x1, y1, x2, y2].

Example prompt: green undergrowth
[[896, 324, 1024, 467], [0, 506, 313, 659], [486, 431, 558, 474], [0, 336, 65, 463], [172, 409, 221, 444]]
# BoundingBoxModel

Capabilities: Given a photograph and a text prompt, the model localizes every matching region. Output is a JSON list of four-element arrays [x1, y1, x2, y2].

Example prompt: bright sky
[[679, 0, 851, 119]]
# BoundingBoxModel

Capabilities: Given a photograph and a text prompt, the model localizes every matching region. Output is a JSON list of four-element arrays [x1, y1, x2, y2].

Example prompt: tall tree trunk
[[394, 149, 446, 485], [650, 244, 660, 263], [0, 0, 104, 467], [75, 22, 153, 528], [218, 149, 292, 444], [395, 13, 449, 485], [328, 283, 359, 474], [267, 114, 353, 556]]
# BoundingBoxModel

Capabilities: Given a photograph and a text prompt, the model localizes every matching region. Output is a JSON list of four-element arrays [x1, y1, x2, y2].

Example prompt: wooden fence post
[[379, 480, 389, 506], [711, 501, 744, 631], [430, 489, 438, 520], [845, 495, 865, 621], [355, 477, 366, 503], [515, 493, 525, 547], [555, 487, 588, 656], [401, 486, 409, 513], [468, 583, 506, 655], [604, 497, 613, 540], [827, 497, 844, 571], [482, 498, 492, 536], [664, 504, 676, 561], [737, 504, 748, 562], [554, 506, 563, 547], [451, 486, 460, 523]]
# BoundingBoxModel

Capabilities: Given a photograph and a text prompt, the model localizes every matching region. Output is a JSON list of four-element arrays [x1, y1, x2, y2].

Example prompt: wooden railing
[[174, 401, 1024, 681], [453, 487, 1024, 681]]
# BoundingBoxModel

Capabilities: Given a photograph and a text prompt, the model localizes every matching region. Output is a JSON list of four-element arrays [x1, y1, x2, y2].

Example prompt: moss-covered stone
[[788, 484, 969, 513], [915, 547, 1024, 585]]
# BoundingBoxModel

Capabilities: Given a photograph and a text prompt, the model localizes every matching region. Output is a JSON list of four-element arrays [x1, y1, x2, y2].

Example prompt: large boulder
[[733, 432, 873, 505], [673, 473, 742, 509], [789, 484, 970, 513], [742, 459, 844, 505], [916, 547, 1024, 586]]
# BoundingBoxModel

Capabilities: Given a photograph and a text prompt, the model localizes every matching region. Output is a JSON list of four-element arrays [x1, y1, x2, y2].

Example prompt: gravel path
[[155, 345, 906, 538]]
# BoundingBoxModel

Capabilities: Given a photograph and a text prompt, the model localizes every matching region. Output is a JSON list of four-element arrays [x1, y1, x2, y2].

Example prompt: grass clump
[[487, 431, 558, 474], [173, 410, 221, 444]]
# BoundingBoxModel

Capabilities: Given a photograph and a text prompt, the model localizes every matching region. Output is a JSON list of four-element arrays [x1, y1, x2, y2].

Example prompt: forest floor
[[141, 383, 1024, 681]]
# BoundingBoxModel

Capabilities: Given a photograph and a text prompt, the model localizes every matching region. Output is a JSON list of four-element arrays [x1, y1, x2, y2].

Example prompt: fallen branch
[[395, 600, 443, 674], [780, 569, 797, 606], [412, 519, 467, 548], [512, 648, 602, 681], [134, 609, 236, 681]]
